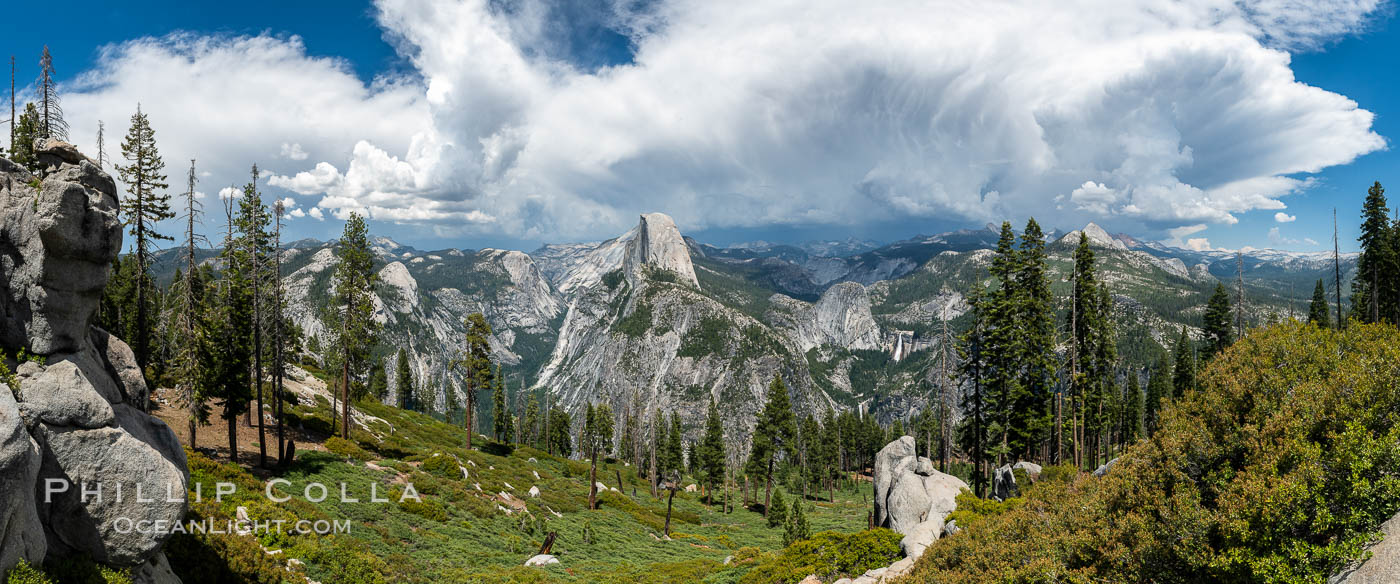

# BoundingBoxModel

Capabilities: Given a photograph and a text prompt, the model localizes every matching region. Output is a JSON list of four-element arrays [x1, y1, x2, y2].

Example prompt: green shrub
[[1037, 463, 1078, 485], [913, 322, 1400, 584], [677, 316, 731, 358], [325, 436, 374, 461], [303, 537, 388, 584], [5, 560, 53, 584], [944, 489, 1022, 529], [420, 453, 463, 480], [399, 498, 448, 522], [602, 269, 625, 290], [613, 302, 653, 337], [738, 529, 903, 584]]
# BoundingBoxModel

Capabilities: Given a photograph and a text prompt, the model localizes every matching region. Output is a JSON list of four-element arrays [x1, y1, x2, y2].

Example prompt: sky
[[2, 0, 1396, 253]]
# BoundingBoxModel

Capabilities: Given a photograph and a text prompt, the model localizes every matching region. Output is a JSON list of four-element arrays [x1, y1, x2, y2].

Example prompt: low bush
[[5, 560, 52, 584], [912, 322, 1400, 584], [944, 489, 1022, 529], [738, 529, 903, 584], [420, 452, 463, 480], [325, 436, 374, 461]]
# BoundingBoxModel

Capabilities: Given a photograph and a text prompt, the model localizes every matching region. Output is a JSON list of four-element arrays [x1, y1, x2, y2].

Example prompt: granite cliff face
[[0, 142, 186, 582], [623, 213, 699, 289]]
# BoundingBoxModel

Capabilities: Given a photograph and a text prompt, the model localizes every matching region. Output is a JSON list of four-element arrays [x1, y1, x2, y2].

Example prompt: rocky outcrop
[[0, 382, 45, 573], [1330, 512, 1400, 583], [0, 144, 187, 580], [873, 436, 967, 560], [991, 461, 1042, 501], [768, 282, 882, 354], [0, 149, 121, 355], [623, 213, 699, 289], [1058, 222, 1127, 251], [1092, 457, 1118, 477]]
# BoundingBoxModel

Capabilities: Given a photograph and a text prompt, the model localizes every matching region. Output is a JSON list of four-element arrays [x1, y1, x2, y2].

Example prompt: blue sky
[[3, 0, 1396, 253]]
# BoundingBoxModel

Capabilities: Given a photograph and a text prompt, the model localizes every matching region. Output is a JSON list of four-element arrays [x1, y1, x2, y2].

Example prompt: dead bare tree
[[36, 46, 67, 141]]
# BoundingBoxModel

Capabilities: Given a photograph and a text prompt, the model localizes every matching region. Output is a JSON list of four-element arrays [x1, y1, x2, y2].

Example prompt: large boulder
[[873, 436, 917, 527], [1013, 461, 1042, 480], [0, 143, 121, 355], [873, 436, 967, 560], [0, 382, 46, 572], [1330, 512, 1400, 583], [0, 145, 186, 579], [34, 404, 188, 565], [991, 464, 1016, 501], [1092, 457, 1118, 477]]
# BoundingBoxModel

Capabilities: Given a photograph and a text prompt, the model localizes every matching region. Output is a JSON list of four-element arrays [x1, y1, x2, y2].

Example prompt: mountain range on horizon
[[145, 211, 1359, 451]]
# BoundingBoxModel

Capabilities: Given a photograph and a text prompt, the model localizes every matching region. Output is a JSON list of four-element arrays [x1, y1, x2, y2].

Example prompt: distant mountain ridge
[[145, 215, 1358, 449]]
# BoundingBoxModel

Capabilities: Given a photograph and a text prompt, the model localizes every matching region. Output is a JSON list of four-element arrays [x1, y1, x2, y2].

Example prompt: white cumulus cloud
[[1275, 212, 1298, 222], [280, 142, 309, 161], [55, 0, 1387, 242]]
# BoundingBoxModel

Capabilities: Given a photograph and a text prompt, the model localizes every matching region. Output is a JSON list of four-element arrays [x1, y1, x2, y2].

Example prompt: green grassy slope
[[161, 380, 874, 584]]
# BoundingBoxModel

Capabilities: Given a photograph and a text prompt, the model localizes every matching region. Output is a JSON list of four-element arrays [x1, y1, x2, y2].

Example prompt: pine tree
[[619, 392, 638, 469], [443, 382, 460, 425], [10, 103, 39, 171], [211, 185, 253, 463], [1308, 279, 1331, 327], [1354, 182, 1396, 324], [1202, 283, 1234, 361], [766, 489, 787, 528], [236, 165, 273, 466], [395, 349, 415, 411], [454, 313, 495, 449], [546, 408, 572, 456], [1013, 218, 1055, 459], [821, 408, 841, 502], [328, 212, 379, 438], [116, 105, 171, 372], [1089, 286, 1118, 464], [1121, 369, 1142, 445], [173, 159, 209, 447], [984, 222, 1021, 466], [748, 375, 798, 517], [697, 397, 726, 503], [492, 365, 510, 442], [270, 199, 291, 464], [1144, 353, 1172, 433], [35, 47, 67, 141], [666, 411, 685, 475], [1172, 327, 1195, 399], [369, 359, 389, 401], [584, 402, 615, 509], [1066, 235, 1096, 469], [522, 393, 541, 446], [784, 499, 810, 546], [958, 284, 989, 496]]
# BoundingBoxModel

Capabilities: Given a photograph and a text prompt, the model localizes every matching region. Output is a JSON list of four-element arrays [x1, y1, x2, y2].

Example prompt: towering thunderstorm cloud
[[60, 0, 1386, 241]]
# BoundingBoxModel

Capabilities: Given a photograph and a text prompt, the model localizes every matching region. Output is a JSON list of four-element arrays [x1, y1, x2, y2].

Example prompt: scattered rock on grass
[[524, 554, 559, 567]]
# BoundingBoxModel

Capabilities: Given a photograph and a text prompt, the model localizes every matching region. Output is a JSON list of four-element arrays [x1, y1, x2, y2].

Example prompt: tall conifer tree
[[697, 397, 726, 502], [1308, 279, 1331, 327], [116, 105, 171, 372], [1172, 327, 1195, 398], [454, 313, 495, 449], [1202, 283, 1234, 361], [1013, 218, 1055, 459], [329, 213, 378, 438], [748, 375, 797, 517]]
